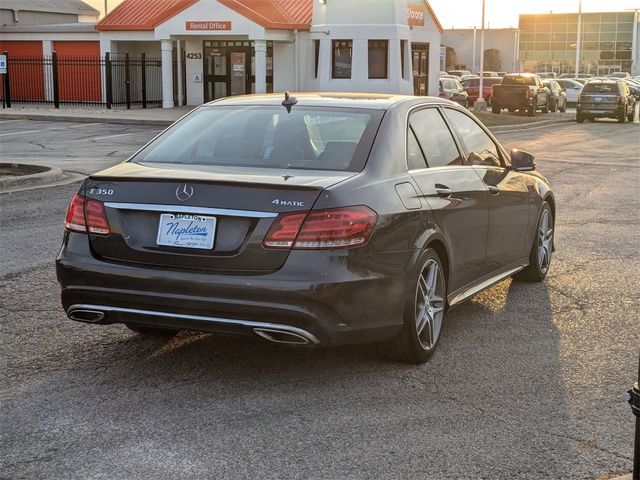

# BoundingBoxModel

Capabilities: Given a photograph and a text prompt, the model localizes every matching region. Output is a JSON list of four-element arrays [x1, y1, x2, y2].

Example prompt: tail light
[[65, 194, 111, 235], [263, 206, 377, 250]]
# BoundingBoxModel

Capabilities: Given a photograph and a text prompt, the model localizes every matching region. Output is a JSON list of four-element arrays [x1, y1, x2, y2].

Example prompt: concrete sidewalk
[[0, 105, 194, 126]]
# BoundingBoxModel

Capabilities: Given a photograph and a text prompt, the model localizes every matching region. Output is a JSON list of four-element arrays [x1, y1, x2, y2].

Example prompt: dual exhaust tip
[[67, 309, 311, 345]]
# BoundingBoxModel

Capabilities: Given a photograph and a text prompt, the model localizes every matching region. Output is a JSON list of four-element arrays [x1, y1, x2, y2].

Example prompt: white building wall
[[306, 0, 442, 96], [273, 41, 295, 93]]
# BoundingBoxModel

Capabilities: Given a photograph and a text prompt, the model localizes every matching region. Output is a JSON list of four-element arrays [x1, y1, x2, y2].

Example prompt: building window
[[368, 40, 388, 79], [332, 40, 352, 79], [400, 40, 406, 79], [314, 40, 320, 78]]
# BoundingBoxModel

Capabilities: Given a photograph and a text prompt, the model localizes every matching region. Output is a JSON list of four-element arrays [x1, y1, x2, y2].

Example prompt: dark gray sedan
[[56, 93, 555, 363]]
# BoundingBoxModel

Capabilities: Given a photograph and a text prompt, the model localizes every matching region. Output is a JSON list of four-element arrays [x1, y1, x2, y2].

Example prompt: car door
[[443, 108, 531, 273], [407, 107, 489, 292]]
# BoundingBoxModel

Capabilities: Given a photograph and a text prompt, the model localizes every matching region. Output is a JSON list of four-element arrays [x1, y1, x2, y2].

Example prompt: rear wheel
[[514, 202, 554, 282], [528, 102, 536, 117], [541, 101, 549, 113], [550, 99, 557, 112], [576, 113, 585, 123], [508, 107, 515, 113], [560, 102, 566, 113], [492, 104, 501, 114], [384, 249, 446, 364], [126, 324, 178, 337]]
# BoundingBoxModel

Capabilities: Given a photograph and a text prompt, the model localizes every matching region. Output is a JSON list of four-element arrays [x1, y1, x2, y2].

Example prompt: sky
[[86, 0, 640, 28]]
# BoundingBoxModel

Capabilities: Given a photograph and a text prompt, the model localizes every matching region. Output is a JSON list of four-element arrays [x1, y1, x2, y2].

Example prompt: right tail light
[[263, 206, 377, 250]]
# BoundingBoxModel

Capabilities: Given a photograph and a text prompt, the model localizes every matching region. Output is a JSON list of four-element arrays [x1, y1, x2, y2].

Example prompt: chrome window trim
[[67, 304, 321, 345], [104, 202, 278, 218]]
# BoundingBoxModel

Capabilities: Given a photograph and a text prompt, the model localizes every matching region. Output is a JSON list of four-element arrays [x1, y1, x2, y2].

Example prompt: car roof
[[204, 93, 452, 110], [585, 79, 619, 84]]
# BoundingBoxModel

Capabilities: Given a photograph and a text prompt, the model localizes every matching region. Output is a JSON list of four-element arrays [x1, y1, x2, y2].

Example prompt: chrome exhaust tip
[[68, 309, 105, 323], [253, 328, 310, 345]]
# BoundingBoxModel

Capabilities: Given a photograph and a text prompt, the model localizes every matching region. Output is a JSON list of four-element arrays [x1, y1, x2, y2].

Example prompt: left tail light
[[263, 206, 377, 250], [65, 194, 111, 235]]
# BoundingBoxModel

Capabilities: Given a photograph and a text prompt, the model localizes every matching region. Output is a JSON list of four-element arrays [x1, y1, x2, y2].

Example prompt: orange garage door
[[53, 41, 102, 103], [0, 41, 45, 101]]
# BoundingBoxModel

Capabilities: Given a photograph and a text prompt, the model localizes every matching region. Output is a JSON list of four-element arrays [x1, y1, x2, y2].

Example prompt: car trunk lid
[[85, 162, 355, 273]]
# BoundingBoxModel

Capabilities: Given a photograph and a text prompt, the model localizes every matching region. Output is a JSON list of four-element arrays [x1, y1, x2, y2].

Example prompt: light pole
[[574, 0, 582, 77], [104, 0, 108, 16], [474, 0, 487, 111]]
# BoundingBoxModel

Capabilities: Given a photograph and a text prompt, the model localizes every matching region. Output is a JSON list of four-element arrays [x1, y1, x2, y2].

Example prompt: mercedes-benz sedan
[[56, 93, 555, 363]]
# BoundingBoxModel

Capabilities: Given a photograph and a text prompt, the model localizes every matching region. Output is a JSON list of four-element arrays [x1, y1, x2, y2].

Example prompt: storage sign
[[0, 55, 7, 74], [407, 5, 425, 27], [186, 21, 232, 31]]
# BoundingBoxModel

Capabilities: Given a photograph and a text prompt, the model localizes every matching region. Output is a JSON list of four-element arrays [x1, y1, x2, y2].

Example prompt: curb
[[0, 165, 66, 191], [0, 112, 175, 127]]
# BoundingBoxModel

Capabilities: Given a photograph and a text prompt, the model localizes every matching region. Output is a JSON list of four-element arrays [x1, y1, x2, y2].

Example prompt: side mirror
[[510, 149, 536, 171]]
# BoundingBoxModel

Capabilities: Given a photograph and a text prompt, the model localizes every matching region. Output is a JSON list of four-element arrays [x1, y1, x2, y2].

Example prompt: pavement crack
[[546, 432, 633, 462]]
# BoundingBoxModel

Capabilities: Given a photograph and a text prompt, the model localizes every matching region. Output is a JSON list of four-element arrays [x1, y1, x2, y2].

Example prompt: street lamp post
[[574, 0, 582, 77], [474, 0, 487, 112]]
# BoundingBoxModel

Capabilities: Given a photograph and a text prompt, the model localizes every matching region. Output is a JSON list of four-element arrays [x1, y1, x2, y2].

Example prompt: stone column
[[161, 39, 174, 109], [254, 40, 267, 94]]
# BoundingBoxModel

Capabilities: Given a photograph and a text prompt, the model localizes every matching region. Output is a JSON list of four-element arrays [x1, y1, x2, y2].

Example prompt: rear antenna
[[282, 91, 298, 113]]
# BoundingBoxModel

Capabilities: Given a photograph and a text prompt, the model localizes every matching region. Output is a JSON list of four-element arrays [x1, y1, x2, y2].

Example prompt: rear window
[[133, 106, 383, 172], [502, 75, 536, 85], [582, 83, 618, 94]]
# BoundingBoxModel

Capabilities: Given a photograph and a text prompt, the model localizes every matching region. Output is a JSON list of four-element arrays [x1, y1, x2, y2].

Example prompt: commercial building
[[0, 0, 444, 108], [442, 27, 519, 74], [519, 11, 640, 76]]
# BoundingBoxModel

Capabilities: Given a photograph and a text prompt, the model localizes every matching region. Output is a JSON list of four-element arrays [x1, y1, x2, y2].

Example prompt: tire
[[508, 107, 515, 113], [126, 324, 178, 337], [560, 102, 566, 113], [618, 109, 626, 123], [514, 202, 554, 283], [576, 113, 585, 123], [492, 104, 501, 114], [550, 99, 557, 112], [527, 103, 536, 117], [541, 101, 549, 114], [384, 249, 447, 364]]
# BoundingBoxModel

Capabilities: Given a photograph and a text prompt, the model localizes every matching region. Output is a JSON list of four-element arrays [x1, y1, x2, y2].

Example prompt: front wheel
[[541, 101, 549, 113], [550, 99, 557, 112], [384, 249, 447, 364], [576, 113, 585, 123], [560, 102, 566, 113], [492, 104, 501, 114], [514, 202, 554, 282], [528, 102, 536, 117]]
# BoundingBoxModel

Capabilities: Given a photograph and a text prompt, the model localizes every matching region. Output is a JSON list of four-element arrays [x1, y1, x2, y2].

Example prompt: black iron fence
[[0, 52, 165, 109]]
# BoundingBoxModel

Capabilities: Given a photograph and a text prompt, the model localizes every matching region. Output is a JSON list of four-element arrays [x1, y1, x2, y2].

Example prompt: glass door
[[203, 43, 228, 102], [229, 51, 247, 96], [412, 43, 429, 96]]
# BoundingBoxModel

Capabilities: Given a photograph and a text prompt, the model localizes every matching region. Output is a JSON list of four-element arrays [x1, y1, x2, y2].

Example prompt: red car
[[461, 77, 502, 105]]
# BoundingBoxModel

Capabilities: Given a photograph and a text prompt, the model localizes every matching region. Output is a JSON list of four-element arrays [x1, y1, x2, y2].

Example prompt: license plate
[[156, 214, 216, 249], [594, 97, 602, 102]]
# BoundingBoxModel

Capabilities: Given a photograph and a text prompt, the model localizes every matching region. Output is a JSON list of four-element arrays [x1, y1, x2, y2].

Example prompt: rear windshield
[[502, 76, 536, 85], [582, 83, 618, 94], [133, 106, 383, 172]]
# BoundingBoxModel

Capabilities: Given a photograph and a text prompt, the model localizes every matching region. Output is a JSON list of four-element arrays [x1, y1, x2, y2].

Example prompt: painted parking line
[[90, 130, 161, 141], [0, 119, 27, 125], [0, 122, 102, 138]]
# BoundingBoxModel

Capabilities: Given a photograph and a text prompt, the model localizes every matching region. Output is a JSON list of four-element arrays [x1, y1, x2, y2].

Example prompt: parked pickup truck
[[491, 73, 551, 116]]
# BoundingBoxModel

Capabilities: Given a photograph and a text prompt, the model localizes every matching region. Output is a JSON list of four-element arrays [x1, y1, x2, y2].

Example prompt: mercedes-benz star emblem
[[175, 183, 194, 201]]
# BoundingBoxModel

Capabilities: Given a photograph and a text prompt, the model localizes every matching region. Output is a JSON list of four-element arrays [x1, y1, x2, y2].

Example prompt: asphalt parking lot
[[1, 118, 639, 479]]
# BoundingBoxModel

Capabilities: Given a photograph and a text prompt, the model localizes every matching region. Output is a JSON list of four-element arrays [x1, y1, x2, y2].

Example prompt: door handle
[[487, 185, 500, 194], [435, 184, 452, 197]]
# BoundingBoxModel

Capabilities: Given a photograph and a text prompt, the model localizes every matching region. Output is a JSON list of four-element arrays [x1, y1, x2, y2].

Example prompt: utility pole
[[574, 0, 582, 77], [104, 0, 108, 16], [474, 0, 487, 111], [472, 27, 477, 73]]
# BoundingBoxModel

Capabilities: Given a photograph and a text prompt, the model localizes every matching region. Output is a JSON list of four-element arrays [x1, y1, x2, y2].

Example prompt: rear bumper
[[56, 234, 411, 346], [577, 105, 622, 117]]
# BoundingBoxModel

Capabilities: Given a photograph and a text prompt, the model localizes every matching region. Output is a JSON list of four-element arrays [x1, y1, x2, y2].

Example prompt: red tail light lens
[[64, 194, 110, 235], [263, 206, 377, 250]]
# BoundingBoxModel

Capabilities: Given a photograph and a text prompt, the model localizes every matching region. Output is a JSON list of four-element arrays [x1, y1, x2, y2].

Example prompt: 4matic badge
[[272, 199, 305, 207]]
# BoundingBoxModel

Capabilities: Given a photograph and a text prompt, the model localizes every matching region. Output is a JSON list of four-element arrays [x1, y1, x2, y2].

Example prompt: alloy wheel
[[537, 209, 553, 273], [415, 259, 445, 351]]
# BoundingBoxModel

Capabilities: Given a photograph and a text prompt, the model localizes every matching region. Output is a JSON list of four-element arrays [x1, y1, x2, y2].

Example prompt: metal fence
[[0, 52, 164, 109]]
